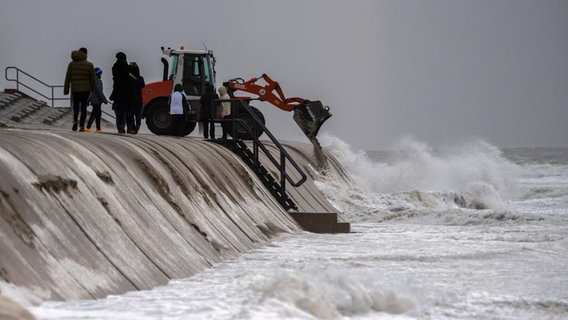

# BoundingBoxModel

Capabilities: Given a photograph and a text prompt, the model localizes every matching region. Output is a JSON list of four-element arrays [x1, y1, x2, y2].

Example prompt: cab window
[[183, 55, 202, 95]]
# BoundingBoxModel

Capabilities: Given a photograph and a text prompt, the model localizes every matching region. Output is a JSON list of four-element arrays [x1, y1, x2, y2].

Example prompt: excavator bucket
[[292, 100, 332, 140]]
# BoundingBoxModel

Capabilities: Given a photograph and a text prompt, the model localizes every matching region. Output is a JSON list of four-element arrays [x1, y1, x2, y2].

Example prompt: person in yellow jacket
[[64, 47, 95, 131]]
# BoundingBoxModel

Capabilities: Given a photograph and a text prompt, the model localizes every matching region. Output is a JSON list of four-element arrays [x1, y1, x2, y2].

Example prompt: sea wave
[[316, 134, 529, 224], [256, 269, 416, 319]]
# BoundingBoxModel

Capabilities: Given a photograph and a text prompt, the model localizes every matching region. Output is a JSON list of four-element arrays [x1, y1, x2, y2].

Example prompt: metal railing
[[215, 98, 307, 201], [5, 66, 68, 107], [4, 66, 115, 119]]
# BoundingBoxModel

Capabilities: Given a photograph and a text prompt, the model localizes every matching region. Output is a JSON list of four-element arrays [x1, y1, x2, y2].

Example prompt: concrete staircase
[[0, 91, 113, 129], [1, 91, 70, 128]]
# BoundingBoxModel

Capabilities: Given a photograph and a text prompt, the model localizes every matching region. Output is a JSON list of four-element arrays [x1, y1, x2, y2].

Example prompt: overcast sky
[[1, 0, 567, 150]]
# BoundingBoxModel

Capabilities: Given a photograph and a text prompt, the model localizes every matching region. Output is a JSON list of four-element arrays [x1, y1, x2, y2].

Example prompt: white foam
[[317, 134, 526, 222], [0, 281, 41, 308], [256, 269, 417, 318]]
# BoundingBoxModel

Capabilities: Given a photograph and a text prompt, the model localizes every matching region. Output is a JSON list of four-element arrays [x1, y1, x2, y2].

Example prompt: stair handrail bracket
[[215, 98, 308, 211], [5, 66, 68, 107]]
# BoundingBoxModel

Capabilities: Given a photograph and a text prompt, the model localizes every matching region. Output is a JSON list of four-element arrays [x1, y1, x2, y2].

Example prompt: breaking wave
[[254, 268, 416, 319], [316, 134, 525, 224]]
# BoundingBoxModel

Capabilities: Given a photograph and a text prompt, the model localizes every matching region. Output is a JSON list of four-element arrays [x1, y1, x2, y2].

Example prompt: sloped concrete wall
[[0, 128, 325, 305]]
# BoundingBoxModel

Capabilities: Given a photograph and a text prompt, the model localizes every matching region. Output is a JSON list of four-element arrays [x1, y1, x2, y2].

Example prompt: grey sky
[[1, 0, 567, 150]]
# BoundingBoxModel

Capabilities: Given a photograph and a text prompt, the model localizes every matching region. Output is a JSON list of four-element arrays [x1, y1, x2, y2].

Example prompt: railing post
[[280, 152, 286, 197], [16, 69, 20, 92], [253, 139, 259, 170]]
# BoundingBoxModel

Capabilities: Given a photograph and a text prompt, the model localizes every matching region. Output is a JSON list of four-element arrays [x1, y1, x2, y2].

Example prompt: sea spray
[[310, 137, 329, 173], [258, 268, 416, 318], [316, 133, 525, 222]]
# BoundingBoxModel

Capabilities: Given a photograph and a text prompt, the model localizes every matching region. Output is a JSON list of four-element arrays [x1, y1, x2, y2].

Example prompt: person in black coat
[[129, 62, 145, 134], [110, 52, 135, 134], [199, 85, 219, 139]]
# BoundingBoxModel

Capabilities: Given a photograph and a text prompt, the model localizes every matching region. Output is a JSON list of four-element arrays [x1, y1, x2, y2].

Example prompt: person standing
[[64, 47, 95, 131], [129, 62, 145, 134], [217, 86, 232, 139], [110, 52, 135, 134], [85, 67, 108, 133], [199, 85, 219, 139], [169, 84, 190, 136]]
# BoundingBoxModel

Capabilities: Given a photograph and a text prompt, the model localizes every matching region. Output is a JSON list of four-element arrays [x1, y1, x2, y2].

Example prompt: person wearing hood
[[85, 66, 108, 133], [64, 47, 96, 131], [129, 62, 145, 134], [217, 86, 232, 139], [110, 51, 135, 134]]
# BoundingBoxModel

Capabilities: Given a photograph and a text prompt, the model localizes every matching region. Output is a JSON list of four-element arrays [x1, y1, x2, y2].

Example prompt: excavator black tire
[[145, 98, 196, 136], [230, 106, 265, 140]]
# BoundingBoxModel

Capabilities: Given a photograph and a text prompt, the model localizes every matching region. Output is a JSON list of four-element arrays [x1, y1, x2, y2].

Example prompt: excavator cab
[[180, 53, 215, 96], [142, 47, 216, 135], [160, 46, 216, 99]]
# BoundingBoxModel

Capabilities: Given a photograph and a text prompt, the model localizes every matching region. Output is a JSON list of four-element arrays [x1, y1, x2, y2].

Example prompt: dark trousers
[[203, 117, 215, 139], [86, 104, 102, 130], [221, 115, 231, 139], [114, 99, 134, 132], [134, 102, 142, 128], [172, 114, 186, 136], [72, 91, 90, 128]]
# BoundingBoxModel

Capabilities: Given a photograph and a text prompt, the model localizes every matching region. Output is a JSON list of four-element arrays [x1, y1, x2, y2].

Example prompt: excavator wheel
[[145, 98, 196, 136], [230, 106, 265, 140]]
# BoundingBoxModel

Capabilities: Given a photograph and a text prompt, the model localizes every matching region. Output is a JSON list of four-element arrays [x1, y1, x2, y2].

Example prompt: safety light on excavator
[[180, 45, 185, 50]]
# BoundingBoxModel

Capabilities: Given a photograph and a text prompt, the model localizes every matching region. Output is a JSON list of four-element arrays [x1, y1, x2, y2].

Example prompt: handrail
[[5, 66, 68, 107], [215, 98, 307, 191], [4, 66, 115, 119]]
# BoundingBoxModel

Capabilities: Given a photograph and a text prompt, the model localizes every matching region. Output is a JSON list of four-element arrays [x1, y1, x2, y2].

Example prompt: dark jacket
[[89, 76, 108, 105], [130, 64, 145, 107], [111, 58, 132, 101], [199, 89, 219, 121], [64, 50, 95, 94]]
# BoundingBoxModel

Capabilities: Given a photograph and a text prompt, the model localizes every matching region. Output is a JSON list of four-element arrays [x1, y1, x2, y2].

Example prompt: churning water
[[30, 135, 568, 319]]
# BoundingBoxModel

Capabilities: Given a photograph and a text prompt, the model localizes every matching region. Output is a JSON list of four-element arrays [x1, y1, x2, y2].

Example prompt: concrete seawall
[[0, 127, 346, 306]]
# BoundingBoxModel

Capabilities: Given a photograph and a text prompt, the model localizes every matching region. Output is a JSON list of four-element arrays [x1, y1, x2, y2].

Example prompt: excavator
[[141, 46, 331, 140]]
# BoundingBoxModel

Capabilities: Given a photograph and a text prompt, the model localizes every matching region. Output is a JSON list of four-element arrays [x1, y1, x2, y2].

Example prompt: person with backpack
[[85, 67, 108, 133]]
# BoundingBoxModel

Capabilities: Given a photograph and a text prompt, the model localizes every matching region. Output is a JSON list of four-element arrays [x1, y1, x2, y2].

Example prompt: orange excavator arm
[[224, 74, 332, 140], [226, 73, 304, 112]]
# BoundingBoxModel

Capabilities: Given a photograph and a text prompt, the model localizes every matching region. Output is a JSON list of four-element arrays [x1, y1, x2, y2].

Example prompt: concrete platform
[[289, 212, 350, 233]]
